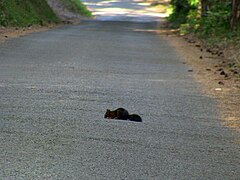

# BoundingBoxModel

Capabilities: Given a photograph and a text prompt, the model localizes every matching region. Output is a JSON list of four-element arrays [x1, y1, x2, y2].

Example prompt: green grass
[[0, 0, 60, 26], [0, 0, 92, 27], [59, 0, 92, 17]]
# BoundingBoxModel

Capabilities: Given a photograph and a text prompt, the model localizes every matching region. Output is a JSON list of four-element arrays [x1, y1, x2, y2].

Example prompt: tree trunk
[[201, 0, 208, 17], [231, 0, 240, 30]]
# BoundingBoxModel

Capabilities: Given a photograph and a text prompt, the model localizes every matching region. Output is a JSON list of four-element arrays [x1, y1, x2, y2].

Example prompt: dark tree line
[[170, 0, 240, 32], [230, 0, 240, 29], [200, 0, 240, 29]]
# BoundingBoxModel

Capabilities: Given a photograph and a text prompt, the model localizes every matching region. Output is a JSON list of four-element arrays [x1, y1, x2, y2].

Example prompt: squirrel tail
[[128, 114, 142, 122]]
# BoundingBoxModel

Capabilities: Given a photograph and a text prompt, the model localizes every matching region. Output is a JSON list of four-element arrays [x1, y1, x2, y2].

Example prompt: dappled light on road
[[83, 0, 168, 22]]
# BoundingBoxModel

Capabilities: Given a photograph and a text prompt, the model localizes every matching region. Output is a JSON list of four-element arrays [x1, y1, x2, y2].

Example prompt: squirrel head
[[104, 109, 111, 118]]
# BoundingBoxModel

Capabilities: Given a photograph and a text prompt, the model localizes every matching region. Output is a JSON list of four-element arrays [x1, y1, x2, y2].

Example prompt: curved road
[[0, 0, 239, 179]]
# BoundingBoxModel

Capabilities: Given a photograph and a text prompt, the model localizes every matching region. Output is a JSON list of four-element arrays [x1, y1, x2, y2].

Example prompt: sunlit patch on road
[[83, 0, 168, 22]]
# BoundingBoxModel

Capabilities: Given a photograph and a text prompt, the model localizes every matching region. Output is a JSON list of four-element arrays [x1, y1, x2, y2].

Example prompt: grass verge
[[0, 0, 60, 27]]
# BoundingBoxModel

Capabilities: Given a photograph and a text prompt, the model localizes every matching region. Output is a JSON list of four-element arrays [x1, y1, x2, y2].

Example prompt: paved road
[[0, 1, 240, 179], [83, 0, 167, 22]]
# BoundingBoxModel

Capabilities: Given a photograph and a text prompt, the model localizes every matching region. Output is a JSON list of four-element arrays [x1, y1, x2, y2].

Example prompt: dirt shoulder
[[158, 30, 240, 131], [0, 24, 62, 44]]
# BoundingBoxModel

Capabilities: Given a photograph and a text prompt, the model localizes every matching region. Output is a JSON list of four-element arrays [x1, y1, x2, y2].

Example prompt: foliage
[[168, 0, 198, 28], [0, 0, 92, 27], [59, 0, 92, 17], [169, 0, 240, 44], [0, 0, 60, 26], [198, 1, 232, 36]]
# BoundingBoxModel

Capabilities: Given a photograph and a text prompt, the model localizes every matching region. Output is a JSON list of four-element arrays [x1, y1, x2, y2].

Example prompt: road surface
[[0, 0, 239, 179]]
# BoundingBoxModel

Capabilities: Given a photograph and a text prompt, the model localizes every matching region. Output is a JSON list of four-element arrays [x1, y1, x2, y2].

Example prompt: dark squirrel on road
[[104, 108, 142, 122]]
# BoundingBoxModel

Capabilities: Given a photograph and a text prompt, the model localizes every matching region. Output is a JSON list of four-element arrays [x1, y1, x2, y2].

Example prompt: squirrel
[[104, 108, 142, 122]]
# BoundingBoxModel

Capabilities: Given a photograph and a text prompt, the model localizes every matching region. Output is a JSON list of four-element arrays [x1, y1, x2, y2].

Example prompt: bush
[[169, 0, 240, 44], [197, 2, 232, 37], [168, 0, 198, 28]]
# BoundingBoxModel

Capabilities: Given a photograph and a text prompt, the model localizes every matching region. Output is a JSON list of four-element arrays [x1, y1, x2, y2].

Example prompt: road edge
[[159, 31, 240, 131], [0, 24, 64, 44]]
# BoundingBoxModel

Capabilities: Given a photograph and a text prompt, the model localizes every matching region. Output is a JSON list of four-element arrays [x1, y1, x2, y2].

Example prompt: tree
[[201, 0, 208, 17], [230, 0, 240, 30]]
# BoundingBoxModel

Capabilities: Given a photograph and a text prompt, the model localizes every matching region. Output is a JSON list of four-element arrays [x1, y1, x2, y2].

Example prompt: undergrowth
[[59, 0, 92, 17], [0, 0, 92, 27], [0, 0, 60, 26], [168, 0, 240, 46]]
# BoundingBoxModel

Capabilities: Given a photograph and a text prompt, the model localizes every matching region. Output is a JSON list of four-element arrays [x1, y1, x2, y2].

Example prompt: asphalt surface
[[83, 0, 167, 22], [1, 1, 240, 179]]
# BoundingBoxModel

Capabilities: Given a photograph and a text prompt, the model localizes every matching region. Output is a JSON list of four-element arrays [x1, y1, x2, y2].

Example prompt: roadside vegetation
[[0, 0, 91, 27], [164, 0, 240, 129], [59, 0, 92, 17], [168, 0, 240, 43], [0, 0, 60, 26], [168, 0, 240, 77]]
